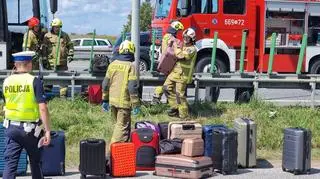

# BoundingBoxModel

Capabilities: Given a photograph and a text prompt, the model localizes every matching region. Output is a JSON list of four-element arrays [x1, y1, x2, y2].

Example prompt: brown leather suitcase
[[168, 121, 202, 140], [157, 41, 177, 75], [155, 155, 213, 179], [181, 138, 204, 157]]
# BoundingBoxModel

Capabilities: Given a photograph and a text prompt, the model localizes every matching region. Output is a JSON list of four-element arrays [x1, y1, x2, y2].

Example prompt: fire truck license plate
[[224, 19, 245, 26]]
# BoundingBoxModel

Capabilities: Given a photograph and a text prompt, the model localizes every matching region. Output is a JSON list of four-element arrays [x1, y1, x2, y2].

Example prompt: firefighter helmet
[[28, 17, 40, 28], [170, 21, 184, 31], [119, 40, 135, 54], [183, 28, 196, 42], [51, 18, 63, 27]]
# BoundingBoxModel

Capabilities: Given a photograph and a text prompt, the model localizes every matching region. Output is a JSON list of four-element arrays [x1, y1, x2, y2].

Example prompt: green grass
[[45, 98, 320, 167], [2, 98, 320, 167]]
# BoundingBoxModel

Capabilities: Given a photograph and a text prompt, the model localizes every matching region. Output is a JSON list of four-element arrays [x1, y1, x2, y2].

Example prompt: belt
[[4, 119, 39, 129]]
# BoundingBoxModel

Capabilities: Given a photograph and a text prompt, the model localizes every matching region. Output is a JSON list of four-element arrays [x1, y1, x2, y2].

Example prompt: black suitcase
[[79, 139, 107, 179], [282, 128, 311, 175], [212, 128, 238, 175], [158, 122, 169, 140]]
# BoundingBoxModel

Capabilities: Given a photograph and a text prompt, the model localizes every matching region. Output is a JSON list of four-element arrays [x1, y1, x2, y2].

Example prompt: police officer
[[152, 21, 184, 105], [101, 40, 140, 143], [2, 51, 51, 179], [163, 28, 197, 118], [44, 18, 74, 97], [23, 17, 42, 70]]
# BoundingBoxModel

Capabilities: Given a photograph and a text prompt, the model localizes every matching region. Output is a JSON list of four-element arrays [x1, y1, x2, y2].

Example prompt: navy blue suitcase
[[203, 124, 227, 157], [40, 131, 66, 176], [0, 123, 28, 176]]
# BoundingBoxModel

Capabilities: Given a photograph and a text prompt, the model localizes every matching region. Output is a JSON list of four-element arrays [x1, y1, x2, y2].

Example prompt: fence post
[[239, 30, 247, 73], [89, 29, 96, 73], [210, 31, 218, 73], [267, 33, 277, 74], [150, 29, 156, 71], [296, 34, 308, 74]]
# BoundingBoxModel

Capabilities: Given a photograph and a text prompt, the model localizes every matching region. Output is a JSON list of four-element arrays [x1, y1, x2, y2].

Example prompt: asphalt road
[[69, 60, 320, 106], [17, 160, 320, 179]]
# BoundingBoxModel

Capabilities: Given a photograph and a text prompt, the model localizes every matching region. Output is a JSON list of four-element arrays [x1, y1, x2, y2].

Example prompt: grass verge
[[5, 97, 320, 167]]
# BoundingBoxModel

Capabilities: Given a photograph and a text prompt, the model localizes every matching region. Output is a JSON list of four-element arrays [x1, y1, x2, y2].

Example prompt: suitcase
[[181, 138, 204, 157], [88, 85, 102, 104], [110, 142, 136, 177], [157, 41, 177, 75], [135, 121, 160, 134], [40, 131, 65, 176], [159, 138, 183, 154], [234, 118, 257, 168], [168, 121, 202, 140], [131, 128, 159, 170], [282, 128, 311, 175], [212, 128, 238, 175], [79, 139, 106, 179], [0, 123, 28, 176], [203, 124, 227, 157], [155, 155, 213, 179], [158, 122, 169, 140]]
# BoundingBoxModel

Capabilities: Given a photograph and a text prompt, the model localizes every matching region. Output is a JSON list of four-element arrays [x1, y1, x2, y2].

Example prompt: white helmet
[[183, 28, 196, 42]]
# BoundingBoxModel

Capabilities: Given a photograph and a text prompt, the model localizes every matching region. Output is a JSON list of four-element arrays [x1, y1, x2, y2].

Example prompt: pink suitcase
[[181, 138, 204, 157], [157, 41, 177, 75]]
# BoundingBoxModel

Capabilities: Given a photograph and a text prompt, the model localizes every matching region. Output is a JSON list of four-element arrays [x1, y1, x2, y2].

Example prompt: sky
[[7, 0, 154, 36]]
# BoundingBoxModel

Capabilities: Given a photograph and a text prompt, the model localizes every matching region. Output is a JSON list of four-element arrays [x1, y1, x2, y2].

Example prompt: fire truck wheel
[[310, 60, 320, 74], [196, 55, 227, 103], [195, 55, 227, 73]]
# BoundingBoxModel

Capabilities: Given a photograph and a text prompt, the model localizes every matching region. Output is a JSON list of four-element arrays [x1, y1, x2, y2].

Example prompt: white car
[[72, 38, 113, 60]]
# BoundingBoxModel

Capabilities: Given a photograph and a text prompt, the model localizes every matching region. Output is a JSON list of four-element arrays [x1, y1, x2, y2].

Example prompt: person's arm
[[22, 31, 31, 51], [128, 64, 140, 108], [33, 78, 51, 145], [174, 45, 196, 60], [102, 68, 111, 102]]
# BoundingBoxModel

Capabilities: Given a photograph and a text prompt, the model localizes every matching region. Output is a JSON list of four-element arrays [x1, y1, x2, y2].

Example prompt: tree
[[123, 1, 153, 33]]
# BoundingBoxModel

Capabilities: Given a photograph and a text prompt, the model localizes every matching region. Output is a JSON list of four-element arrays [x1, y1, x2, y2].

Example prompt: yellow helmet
[[170, 21, 184, 31], [119, 40, 135, 54], [51, 18, 63, 27]]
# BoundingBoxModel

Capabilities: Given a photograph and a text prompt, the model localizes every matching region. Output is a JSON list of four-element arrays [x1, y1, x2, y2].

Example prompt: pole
[[267, 33, 276, 75], [89, 29, 96, 73], [54, 28, 62, 71], [239, 31, 247, 73], [210, 31, 218, 73], [132, 0, 140, 78], [24, 29, 29, 51], [296, 34, 307, 74], [150, 29, 156, 71]]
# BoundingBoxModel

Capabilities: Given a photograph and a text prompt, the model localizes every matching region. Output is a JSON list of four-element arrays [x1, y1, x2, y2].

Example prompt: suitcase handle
[[86, 138, 100, 143], [249, 138, 253, 153], [182, 124, 195, 130], [50, 131, 59, 138]]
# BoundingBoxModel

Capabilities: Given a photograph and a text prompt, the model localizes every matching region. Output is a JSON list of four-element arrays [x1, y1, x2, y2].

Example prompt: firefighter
[[2, 51, 51, 179], [152, 21, 184, 105], [163, 28, 197, 118], [44, 18, 74, 97], [102, 40, 140, 143], [22, 17, 42, 70]]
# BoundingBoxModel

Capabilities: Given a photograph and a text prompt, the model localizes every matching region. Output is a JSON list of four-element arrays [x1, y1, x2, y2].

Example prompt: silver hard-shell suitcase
[[282, 127, 311, 175], [234, 118, 257, 167]]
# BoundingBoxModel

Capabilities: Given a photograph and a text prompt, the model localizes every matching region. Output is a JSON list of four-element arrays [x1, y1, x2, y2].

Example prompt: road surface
[[17, 160, 320, 179]]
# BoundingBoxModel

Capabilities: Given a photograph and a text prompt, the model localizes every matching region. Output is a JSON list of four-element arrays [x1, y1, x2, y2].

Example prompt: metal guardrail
[[0, 70, 319, 107]]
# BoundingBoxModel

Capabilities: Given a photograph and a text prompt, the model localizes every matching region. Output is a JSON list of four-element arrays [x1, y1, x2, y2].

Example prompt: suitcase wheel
[[282, 166, 286, 172], [293, 170, 299, 175], [101, 174, 106, 179], [80, 174, 86, 179]]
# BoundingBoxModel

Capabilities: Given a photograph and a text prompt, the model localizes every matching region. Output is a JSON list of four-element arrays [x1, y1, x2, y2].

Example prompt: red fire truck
[[152, 0, 320, 74]]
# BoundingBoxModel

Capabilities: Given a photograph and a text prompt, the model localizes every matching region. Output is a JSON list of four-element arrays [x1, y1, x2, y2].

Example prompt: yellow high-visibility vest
[[3, 73, 40, 122]]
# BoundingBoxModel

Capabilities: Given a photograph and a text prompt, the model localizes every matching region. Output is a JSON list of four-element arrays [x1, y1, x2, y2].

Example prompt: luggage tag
[[34, 124, 43, 138], [3, 119, 9, 128], [38, 137, 45, 148]]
